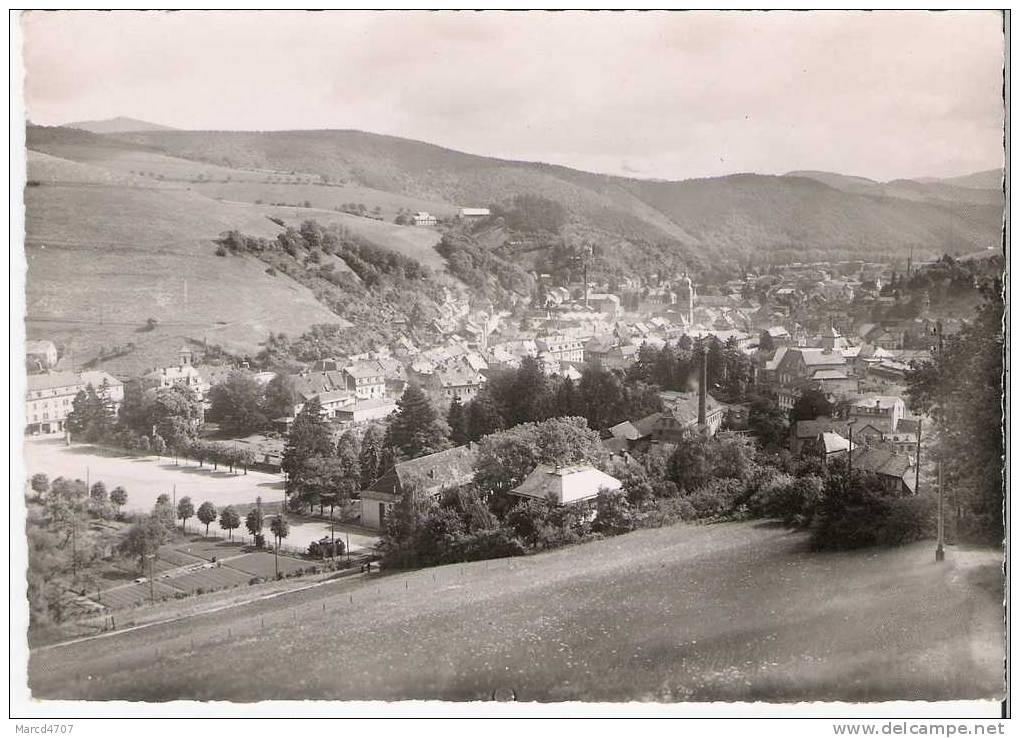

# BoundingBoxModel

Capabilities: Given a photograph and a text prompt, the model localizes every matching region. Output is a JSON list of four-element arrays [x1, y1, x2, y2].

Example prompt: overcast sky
[[21, 10, 1005, 181]]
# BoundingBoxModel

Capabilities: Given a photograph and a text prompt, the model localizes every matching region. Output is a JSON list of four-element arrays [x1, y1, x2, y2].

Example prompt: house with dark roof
[[852, 448, 916, 495], [360, 444, 479, 529], [790, 417, 851, 455], [655, 389, 724, 440]]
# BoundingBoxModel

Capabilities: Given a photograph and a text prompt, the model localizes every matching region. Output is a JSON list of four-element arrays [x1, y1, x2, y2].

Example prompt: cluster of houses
[[26, 257, 943, 529]]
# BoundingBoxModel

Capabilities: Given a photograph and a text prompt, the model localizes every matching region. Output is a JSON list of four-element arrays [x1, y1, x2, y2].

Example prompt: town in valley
[[16, 10, 1006, 708]]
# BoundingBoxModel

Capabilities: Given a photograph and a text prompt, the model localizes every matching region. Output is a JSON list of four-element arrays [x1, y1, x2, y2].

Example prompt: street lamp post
[[936, 459, 945, 562]]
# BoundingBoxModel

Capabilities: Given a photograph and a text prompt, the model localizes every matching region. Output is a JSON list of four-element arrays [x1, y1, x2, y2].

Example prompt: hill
[[787, 169, 1001, 206], [22, 124, 1004, 368], [64, 116, 177, 134], [934, 168, 1003, 191], [23, 150, 347, 374], [101, 128, 1004, 266], [28, 520, 1004, 701]]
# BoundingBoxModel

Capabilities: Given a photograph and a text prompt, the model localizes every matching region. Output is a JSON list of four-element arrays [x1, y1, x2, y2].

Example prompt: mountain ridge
[[28, 124, 1004, 269], [65, 116, 178, 134]]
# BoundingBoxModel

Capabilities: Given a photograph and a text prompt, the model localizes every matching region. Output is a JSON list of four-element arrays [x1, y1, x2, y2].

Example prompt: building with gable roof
[[851, 448, 916, 495], [360, 444, 479, 529]]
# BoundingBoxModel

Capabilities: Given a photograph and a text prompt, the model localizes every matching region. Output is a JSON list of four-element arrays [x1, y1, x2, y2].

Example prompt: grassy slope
[[23, 154, 348, 373], [28, 520, 1004, 702], [107, 129, 1003, 262]]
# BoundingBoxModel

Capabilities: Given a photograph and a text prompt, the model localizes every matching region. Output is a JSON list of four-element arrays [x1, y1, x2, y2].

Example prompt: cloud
[[20, 10, 1005, 180]]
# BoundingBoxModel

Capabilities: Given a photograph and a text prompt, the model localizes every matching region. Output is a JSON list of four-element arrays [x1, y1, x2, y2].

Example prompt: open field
[[24, 438, 285, 513], [28, 520, 1004, 702], [24, 170, 347, 371], [191, 179, 459, 220], [23, 145, 448, 369]]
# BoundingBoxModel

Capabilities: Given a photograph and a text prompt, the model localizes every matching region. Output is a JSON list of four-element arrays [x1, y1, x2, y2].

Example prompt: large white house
[[25, 370, 123, 436], [511, 464, 622, 505]]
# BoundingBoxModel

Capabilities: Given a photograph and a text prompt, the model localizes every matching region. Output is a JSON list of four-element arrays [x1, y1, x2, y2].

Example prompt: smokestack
[[698, 348, 708, 431]]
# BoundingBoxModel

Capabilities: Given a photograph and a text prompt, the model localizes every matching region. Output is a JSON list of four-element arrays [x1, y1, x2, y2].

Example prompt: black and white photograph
[[9, 7, 1010, 722]]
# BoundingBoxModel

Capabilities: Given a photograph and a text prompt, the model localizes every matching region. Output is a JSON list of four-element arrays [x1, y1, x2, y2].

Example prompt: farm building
[[360, 444, 478, 529]]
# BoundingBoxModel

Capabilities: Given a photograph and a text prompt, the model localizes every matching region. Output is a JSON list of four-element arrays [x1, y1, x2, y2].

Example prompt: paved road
[[28, 521, 1004, 702]]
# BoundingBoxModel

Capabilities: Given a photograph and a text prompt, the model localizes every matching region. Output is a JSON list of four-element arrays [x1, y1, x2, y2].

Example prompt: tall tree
[[334, 430, 362, 510], [384, 384, 449, 459], [554, 376, 582, 418], [207, 371, 268, 434], [907, 289, 1004, 542], [196, 501, 217, 537], [507, 356, 551, 425], [219, 506, 241, 541], [148, 385, 203, 446], [282, 397, 334, 500], [118, 515, 170, 573], [579, 366, 625, 430], [789, 389, 834, 423], [466, 389, 504, 441], [270, 515, 290, 548], [176, 496, 195, 533], [358, 423, 385, 488], [109, 486, 128, 516], [748, 394, 789, 449], [66, 383, 116, 442], [89, 481, 108, 504], [262, 373, 301, 419], [245, 501, 265, 543], [447, 397, 469, 445]]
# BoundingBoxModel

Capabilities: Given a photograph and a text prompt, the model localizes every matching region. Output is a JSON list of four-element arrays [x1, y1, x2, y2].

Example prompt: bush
[[457, 528, 526, 561], [634, 497, 696, 528], [746, 470, 824, 526], [812, 472, 936, 550], [215, 246, 228, 257], [683, 478, 744, 520], [594, 488, 636, 535]]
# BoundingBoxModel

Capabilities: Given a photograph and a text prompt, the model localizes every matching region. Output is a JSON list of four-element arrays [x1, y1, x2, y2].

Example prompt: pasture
[[29, 520, 1005, 702]]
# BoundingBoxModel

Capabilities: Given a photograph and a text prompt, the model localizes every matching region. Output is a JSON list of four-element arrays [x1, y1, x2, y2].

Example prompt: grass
[[23, 170, 345, 371], [23, 143, 455, 370], [28, 520, 1004, 702]]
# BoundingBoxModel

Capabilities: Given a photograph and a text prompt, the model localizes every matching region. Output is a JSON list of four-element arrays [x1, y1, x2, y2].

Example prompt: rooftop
[[512, 464, 621, 505]]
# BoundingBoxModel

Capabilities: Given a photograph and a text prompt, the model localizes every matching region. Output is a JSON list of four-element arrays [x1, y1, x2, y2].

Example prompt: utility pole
[[914, 418, 922, 496], [149, 554, 155, 604], [936, 459, 945, 562]]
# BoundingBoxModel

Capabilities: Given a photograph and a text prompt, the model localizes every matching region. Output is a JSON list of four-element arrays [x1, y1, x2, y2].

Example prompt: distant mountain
[[65, 116, 177, 134], [931, 168, 1003, 191], [28, 125, 1004, 270], [785, 169, 1001, 206]]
